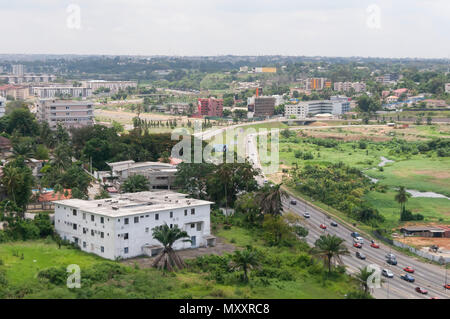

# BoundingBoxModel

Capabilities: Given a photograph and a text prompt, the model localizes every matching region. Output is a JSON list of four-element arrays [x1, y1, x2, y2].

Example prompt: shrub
[[37, 266, 67, 285]]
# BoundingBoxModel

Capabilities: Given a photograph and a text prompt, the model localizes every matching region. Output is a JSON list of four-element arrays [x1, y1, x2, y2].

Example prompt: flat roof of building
[[53, 191, 214, 217]]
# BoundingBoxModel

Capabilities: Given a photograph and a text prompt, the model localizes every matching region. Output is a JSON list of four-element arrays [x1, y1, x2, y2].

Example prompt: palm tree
[[121, 174, 150, 193], [312, 234, 349, 273], [12, 142, 33, 160], [356, 267, 384, 295], [151, 224, 191, 271], [230, 246, 260, 283], [395, 186, 410, 214], [1, 166, 21, 204], [257, 183, 288, 216]]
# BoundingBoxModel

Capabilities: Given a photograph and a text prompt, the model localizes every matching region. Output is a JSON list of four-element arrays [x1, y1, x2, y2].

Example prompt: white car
[[382, 269, 394, 278], [303, 212, 311, 218], [353, 236, 364, 244]]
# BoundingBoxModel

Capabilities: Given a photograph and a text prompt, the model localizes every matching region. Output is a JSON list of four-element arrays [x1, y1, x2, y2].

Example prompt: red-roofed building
[[393, 88, 409, 97], [39, 189, 72, 203], [0, 84, 30, 100]]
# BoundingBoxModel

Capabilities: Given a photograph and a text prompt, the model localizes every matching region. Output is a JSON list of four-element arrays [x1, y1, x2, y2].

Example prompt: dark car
[[330, 221, 338, 227], [351, 232, 360, 238], [386, 258, 397, 265], [290, 200, 297, 205], [356, 251, 366, 260], [401, 274, 415, 282]]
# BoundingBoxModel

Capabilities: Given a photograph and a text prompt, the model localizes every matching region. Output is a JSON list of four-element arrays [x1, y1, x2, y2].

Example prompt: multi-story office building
[[84, 80, 138, 93], [54, 191, 215, 260], [197, 97, 223, 117], [0, 74, 57, 84], [333, 82, 366, 93], [33, 86, 93, 99], [330, 96, 350, 114], [0, 96, 6, 118], [284, 103, 309, 119], [253, 96, 275, 117], [303, 78, 331, 91], [37, 99, 94, 130]]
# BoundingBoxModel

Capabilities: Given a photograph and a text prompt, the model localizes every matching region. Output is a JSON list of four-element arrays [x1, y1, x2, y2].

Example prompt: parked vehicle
[[356, 251, 366, 260], [401, 274, 415, 282], [382, 269, 394, 278]]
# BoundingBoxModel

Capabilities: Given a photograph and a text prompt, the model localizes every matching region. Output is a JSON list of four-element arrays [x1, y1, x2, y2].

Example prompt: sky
[[0, 0, 449, 58]]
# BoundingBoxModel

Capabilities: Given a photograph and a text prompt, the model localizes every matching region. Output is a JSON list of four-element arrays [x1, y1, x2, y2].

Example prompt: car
[[330, 221, 338, 227], [415, 287, 428, 294], [385, 253, 396, 259], [386, 258, 398, 265], [370, 242, 380, 248], [382, 269, 394, 278], [403, 266, 414, 273], [400, 274, 415, 282], [319, 224, 327, 229], [353, 242, 362, 248], [290, 200, 297, 205], [303, 212, 310, 218], [353, 237, 364, 244], [444, 284, 450, 290], [351, 232, 360, 238], [356, 251, 366, 260]]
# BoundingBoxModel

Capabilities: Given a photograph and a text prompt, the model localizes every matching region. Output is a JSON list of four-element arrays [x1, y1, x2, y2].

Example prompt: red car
[[370, 242, 380, 248], [444, 284, 450, 290], [403, 266, 414, 273], [415, 287, 428, 294], [353, 242, 362, 248], [319, 224, 327, 229]]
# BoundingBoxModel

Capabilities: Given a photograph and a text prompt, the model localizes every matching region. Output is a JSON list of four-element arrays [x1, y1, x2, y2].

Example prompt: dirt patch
[[397, 237, 450, 251], [413, 170, 450, 180], [121, 236, 236, 269]]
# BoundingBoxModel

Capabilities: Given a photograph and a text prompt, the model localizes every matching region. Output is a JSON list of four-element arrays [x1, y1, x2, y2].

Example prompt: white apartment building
[[0, 96, 6, 118], [285, 99, 349, 118], [37, 99, 94, 130], [84, 80, 138, 93], [33, 86, 92, 99], [445, 83, 450, 93], [54, 191, 215, 260]]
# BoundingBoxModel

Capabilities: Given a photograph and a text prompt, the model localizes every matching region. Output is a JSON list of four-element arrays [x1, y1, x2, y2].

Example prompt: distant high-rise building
[[197, 97, 223, 117], [304, 78, 329, 90], [12, 64, 24, 76], [37, 99, 94, 130], [334, 82, 366, 93]]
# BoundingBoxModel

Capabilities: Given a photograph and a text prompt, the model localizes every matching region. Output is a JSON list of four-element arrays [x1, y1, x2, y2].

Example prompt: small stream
[[364, 156, 450, 200]]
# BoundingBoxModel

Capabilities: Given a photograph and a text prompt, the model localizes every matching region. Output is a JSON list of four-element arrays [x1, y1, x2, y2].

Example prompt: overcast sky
[[0, 0, 449, 58]]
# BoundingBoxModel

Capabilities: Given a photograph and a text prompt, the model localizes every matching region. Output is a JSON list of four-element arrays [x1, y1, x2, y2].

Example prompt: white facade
[[334, 82, 366, 93], [54, 191, 214, 260], [285, 103, 308, 119], [0, 96, 5, 118], [84, 80, 137, 93], [445, 83, 450, 93], [33, 86, 92, 98]]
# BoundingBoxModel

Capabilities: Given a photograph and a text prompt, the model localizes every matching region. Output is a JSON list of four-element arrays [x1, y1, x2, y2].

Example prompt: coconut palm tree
[[312, 234, 349, 273], [1, 166, 21, 204], [151, 224, 191, 271], [257, 183, 288, 217], [230, 246, 260, 283], [395, 186, 410, 214]]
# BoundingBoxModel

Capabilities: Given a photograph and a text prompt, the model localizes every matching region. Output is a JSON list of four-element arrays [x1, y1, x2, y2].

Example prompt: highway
[[199, 120, 449, 299]]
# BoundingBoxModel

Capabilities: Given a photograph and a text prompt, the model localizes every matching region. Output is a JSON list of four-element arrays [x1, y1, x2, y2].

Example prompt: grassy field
[[0, 225, 359, 299], [0, 240, 105, 285], [275, 127, 450, 230]]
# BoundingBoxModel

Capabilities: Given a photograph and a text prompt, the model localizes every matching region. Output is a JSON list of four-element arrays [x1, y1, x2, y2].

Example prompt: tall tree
[[257, 183, 288, 216], [395, 186, 410, 214], [152, 224, 191, 271], [313, 234, 349, 273], [230, 246, 260, 283]]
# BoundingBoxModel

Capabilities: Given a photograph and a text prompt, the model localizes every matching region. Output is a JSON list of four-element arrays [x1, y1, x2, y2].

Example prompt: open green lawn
[[364, 157, 450, 197], [364, 190, 450, 229], [0, 240, 105, 285]]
